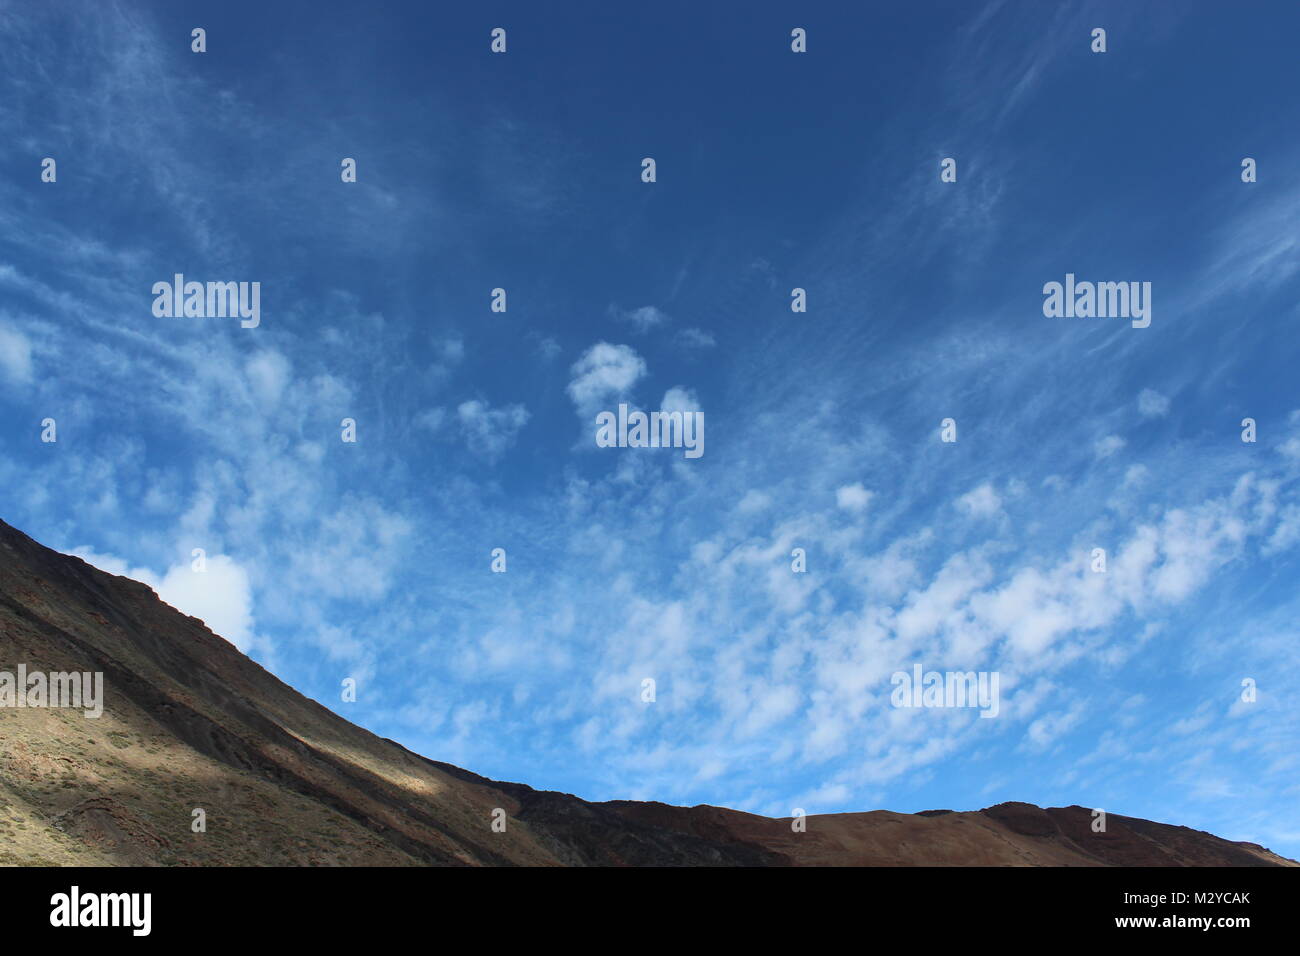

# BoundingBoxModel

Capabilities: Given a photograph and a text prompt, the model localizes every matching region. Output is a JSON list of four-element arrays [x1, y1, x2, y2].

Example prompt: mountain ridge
[[1, 517, 1292, 867]]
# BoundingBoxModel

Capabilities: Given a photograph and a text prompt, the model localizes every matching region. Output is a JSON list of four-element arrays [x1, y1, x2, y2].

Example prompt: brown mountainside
[[0, 518, 1292, 867]]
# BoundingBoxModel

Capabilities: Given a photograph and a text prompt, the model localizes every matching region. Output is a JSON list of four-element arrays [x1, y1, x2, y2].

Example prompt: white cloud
[[535, 336, 561, 361], [957, 483, 1002, 517], [296, 440, 325, 464], [836, 483, 875, 513], [660, 386, 700, 414], [1094, 434, 1126, 459], [1023, 702, 1085, 751], [1264, 504, 1300, 555], [425, 336, 465, 387], [676, 328, 716, 349], [610, 304, 669, 332], [1138, 388, 1170, 418], [456, 399, 529, 461], [1123, 464, 1150, 488], [0, 321, 34, 385], [286, 500, 412, 601], [245, 350, 291, 406], [436, 335, 465, 364], [67, 547, 259, 653], [152, 556, 257, 652], [567, 342, 646, 418]]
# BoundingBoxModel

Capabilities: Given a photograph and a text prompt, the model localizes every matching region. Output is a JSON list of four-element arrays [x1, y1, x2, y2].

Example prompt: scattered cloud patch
[[660, 386, 700, 415], [457, 399, 529, 461], [1094, 435, 1126, 459], [567, 343, 647, 418], [610, 305, 669, 333], [0, 322, 34, 385], [957, 483, 1002, 518], [1138, 388, 1170, 418], [676, 328, 716, 349], [245, 350, 291, 406], [836, 483, 875, 513]]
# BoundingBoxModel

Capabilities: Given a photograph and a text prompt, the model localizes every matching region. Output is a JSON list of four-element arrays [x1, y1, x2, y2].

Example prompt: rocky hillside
[[0, 518, 1292, 867]]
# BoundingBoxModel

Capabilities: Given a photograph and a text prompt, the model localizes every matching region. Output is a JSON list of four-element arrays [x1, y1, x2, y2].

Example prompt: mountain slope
[[0, 518, 1292, 867]]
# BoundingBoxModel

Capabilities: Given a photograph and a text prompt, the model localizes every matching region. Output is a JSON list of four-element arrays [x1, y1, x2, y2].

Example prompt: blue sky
[[2, 0, 1299, 857]]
